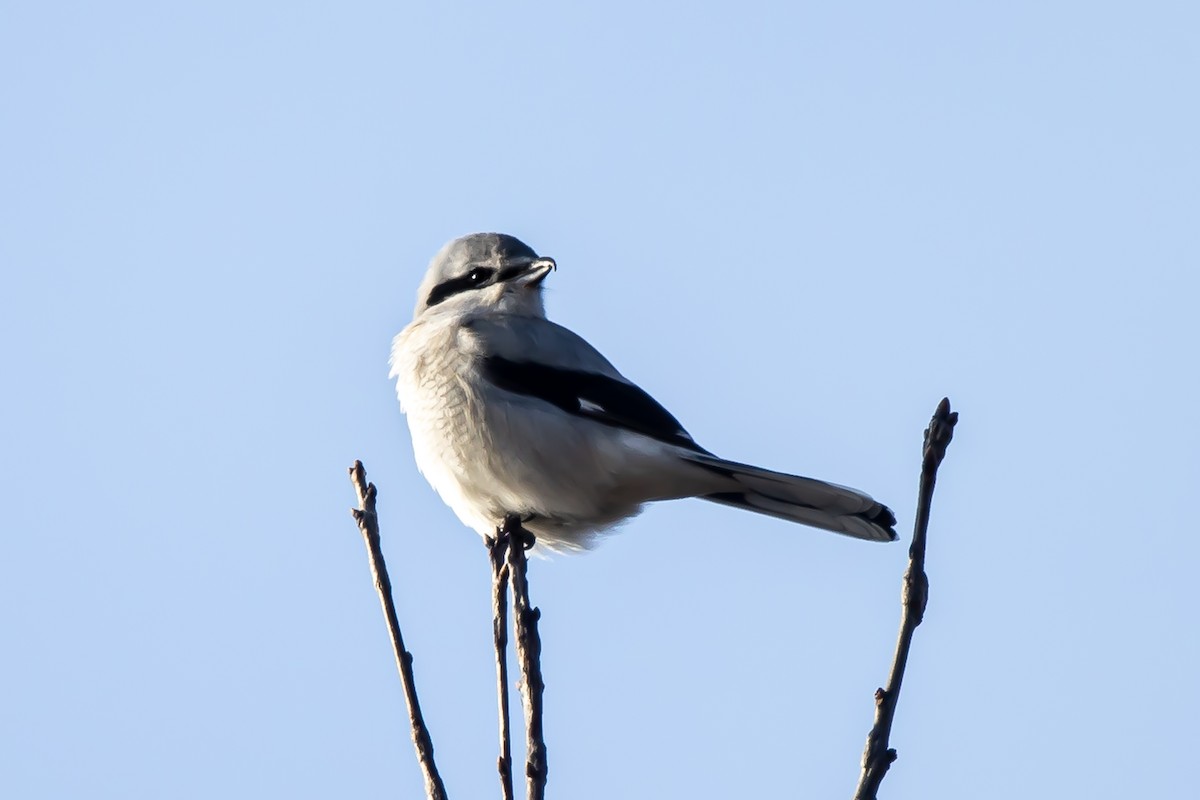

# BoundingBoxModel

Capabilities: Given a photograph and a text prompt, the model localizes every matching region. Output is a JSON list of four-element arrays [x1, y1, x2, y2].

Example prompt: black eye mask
[[424, 266, 498, 308]]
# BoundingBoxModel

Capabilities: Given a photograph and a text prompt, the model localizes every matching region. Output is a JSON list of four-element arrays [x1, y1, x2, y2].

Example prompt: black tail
[[685, 453, 897, 542]]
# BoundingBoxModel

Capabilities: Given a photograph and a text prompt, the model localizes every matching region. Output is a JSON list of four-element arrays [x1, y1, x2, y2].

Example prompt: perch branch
[[486, 535, 516, 800], [348, 460, 449, 800], [852, 398, 958, 800], [502, 515, 548, 800]]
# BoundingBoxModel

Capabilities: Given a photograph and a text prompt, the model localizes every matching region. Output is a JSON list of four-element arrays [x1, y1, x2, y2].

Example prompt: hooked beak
[[499, 257, 556, 288]]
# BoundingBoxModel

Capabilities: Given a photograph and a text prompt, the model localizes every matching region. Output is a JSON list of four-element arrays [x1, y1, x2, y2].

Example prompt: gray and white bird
[[390, 233, 897, 552]]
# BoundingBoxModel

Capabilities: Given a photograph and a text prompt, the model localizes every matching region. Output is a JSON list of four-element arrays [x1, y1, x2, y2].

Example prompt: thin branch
[[502, 515, 548, 800], [348, 460, 449, 800], [853, 398, 958, 800], [486, 535, 516, 800]]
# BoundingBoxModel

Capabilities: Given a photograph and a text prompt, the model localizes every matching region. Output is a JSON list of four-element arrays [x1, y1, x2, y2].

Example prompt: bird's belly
[[406, 375, 649, 535]]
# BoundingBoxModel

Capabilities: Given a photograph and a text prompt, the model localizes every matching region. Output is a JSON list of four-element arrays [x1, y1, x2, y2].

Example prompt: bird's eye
[[468, 268, 494, 284]]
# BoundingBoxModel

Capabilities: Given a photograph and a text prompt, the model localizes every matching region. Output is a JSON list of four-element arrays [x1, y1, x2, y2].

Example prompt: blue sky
[[2, 2, 1197, 797]]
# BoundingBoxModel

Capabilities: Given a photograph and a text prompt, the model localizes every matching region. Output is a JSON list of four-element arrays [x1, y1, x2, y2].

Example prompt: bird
[[390, 233, 897, 552]]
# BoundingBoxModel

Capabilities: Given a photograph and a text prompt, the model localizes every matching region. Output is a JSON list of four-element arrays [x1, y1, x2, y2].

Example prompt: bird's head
[[413, 233, 556, 320]]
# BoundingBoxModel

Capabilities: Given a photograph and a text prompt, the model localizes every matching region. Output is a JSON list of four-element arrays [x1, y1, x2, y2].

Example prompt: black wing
[[482, 356, 707, 454]]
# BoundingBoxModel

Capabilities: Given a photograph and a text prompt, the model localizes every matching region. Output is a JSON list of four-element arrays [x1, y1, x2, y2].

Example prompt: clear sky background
[[2, 2, 1197, 798]]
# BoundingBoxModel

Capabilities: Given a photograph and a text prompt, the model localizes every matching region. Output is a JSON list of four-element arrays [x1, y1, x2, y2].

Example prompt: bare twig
[[486, 535, 515, 800], [348, 460, 449, 800], [501, 515, 548, 800], [853, 398, 958, 800]]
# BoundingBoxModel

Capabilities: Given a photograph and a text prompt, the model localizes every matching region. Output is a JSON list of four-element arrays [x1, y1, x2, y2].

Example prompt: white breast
[[390, 318, 497, 535]]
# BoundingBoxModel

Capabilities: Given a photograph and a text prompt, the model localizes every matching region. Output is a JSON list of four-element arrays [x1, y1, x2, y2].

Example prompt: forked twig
[[501, 515, 548, 800], [348, 460, 449, 800], [853, 398, 958, 800]]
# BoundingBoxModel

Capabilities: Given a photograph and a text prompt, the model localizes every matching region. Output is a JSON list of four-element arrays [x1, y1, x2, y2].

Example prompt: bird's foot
[[497, 513, 537, 550]]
